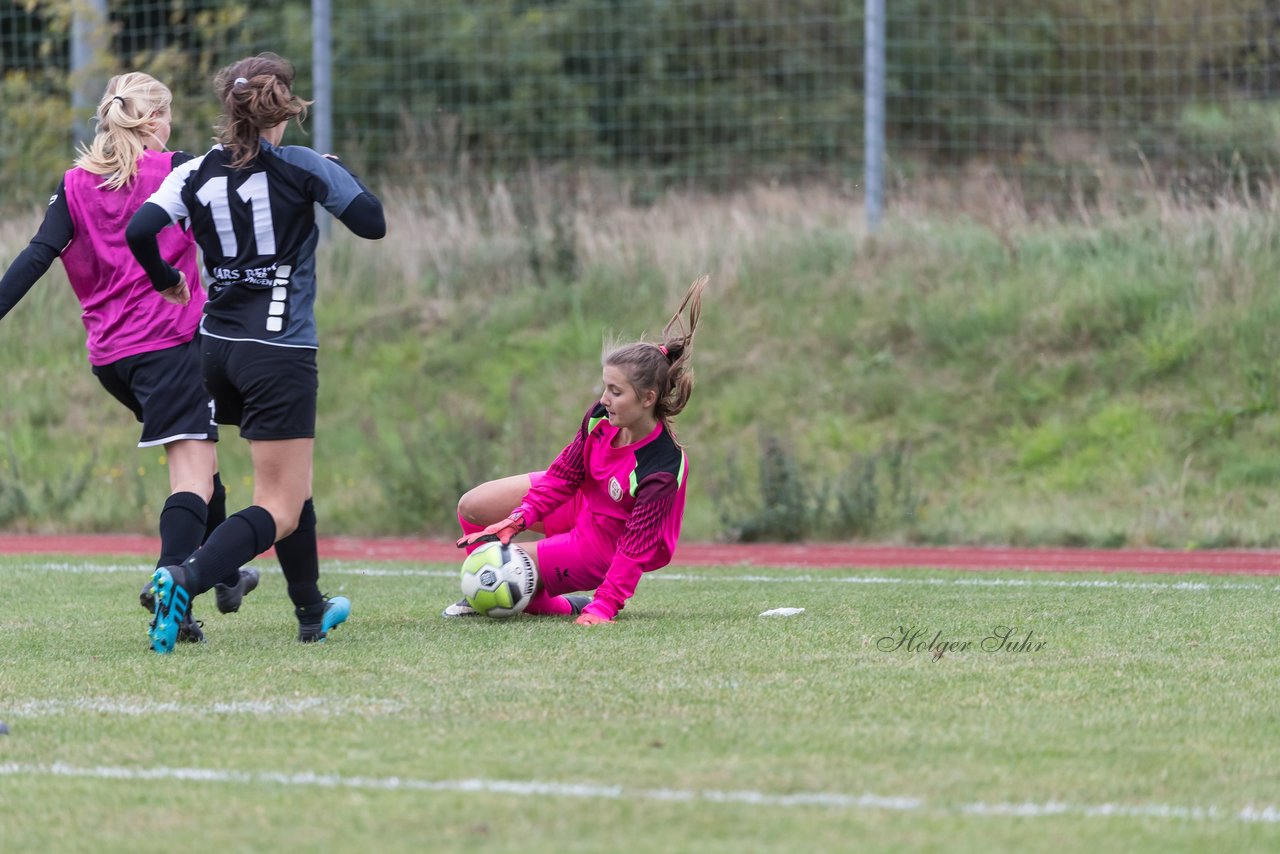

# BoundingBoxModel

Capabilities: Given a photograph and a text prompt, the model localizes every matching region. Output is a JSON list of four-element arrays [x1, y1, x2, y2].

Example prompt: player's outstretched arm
[[0, 243, 58, 322], [337, 191, 386, 240], [315, 152, 386, 240], [0, 181, 73, 322]]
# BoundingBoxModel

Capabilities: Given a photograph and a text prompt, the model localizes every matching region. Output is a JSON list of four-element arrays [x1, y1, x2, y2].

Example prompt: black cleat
[[177, 613, 205, 643], [139, 575, 158, 612], [214, 568, 260, 614]]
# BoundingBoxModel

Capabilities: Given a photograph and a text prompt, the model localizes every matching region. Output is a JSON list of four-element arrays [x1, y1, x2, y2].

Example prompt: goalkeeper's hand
[[455, 511, 526, 548], [575, 612, 614, 626]]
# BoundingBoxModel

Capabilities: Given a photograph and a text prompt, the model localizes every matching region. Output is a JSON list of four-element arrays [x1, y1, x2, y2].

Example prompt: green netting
[[2, 1, 1278, 204]]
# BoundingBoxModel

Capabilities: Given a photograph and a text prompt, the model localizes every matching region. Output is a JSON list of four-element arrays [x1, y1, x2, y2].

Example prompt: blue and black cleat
[[140, 574, 204, 643], [148, 565, 193, 654], [297, 596, 351, 643]]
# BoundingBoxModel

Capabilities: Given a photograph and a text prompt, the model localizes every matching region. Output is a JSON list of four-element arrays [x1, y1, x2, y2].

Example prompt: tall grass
[[4, 176, 1280, 546]]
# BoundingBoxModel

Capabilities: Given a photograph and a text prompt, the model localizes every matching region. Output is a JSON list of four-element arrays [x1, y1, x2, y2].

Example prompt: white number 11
[[195, 172, 276, 257]]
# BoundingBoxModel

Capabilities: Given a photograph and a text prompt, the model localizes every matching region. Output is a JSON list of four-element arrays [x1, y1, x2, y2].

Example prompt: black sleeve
[[321, 155, 386, 240], [125, 202, 181, 291], [0, 242, 59, 321], [337, 191, 387, 240], [171, 151, 194, 167], [0, 180, 74, 321]]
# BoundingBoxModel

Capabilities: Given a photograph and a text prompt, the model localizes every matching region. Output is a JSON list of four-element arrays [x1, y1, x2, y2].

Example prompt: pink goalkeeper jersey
[[60, 150, 203, 366], [517, 402, 689, 618]]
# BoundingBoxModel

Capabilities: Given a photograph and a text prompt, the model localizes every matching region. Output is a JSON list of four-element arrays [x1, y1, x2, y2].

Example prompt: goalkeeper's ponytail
[[605, 275, 708, 443]]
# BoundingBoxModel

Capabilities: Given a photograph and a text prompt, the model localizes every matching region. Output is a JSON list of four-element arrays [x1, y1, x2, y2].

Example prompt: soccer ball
[[459, 541, 539, 618]]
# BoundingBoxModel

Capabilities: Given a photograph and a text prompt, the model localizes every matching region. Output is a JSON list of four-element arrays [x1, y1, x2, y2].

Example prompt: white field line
[[4, 697, 406, 718], [0, 762, 1276, 825], [7, 560, 1280, 593]]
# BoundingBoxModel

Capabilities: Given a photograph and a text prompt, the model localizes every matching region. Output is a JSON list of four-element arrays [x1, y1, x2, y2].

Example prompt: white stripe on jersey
[[197, 321, 319, 349], [146, 147, 220, 223]]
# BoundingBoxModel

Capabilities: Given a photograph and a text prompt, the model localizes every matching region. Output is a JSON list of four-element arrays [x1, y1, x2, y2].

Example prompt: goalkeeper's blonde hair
[[74, 72, 173, 191]]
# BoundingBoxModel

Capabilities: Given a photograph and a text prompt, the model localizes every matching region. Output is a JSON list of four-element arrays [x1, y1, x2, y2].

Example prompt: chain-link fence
[[3, 1, 1280, 211]]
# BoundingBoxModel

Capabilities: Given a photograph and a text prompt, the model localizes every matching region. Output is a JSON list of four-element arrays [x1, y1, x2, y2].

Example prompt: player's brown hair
[[605, 275, 708, 441], [213, 53, 311, 169]]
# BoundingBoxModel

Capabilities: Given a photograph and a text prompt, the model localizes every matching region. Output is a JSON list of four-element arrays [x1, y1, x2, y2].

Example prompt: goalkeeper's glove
[[455, 510, 526, 548]]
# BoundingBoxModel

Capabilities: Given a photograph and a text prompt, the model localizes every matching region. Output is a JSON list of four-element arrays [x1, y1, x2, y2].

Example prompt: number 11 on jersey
[[195, 172, 277, 257]]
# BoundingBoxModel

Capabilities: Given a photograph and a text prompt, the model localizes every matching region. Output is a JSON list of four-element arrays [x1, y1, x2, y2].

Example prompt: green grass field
[[1, 553, 1278, 852]]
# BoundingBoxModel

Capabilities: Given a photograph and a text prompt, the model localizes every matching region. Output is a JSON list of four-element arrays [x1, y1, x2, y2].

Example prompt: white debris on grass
[[758, 607, 805, 617]]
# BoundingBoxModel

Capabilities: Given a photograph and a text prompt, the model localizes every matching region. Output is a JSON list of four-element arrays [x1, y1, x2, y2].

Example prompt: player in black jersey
[[127, 53, 386, 653]]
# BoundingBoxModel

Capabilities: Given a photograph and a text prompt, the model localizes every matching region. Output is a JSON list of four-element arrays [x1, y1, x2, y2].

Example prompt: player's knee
[[169, 478, 214, 503], [273, 516, 299, 541], [457, 488, 483, 524], [258, 500, 302, 541]]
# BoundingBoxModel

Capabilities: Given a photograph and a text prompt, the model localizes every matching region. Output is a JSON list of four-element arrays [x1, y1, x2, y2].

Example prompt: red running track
[[1, 534, 1279, 575]]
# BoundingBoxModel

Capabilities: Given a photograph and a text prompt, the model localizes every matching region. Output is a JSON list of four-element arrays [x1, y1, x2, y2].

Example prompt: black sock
[[277, 499, 322, 612], [205, 472, 227, 543], [182, 505, 276, 596], [157, 492, 208, 569]]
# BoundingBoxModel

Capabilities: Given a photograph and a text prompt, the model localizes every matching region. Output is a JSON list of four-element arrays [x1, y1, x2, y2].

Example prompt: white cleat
[[441, 599, 480, 618]]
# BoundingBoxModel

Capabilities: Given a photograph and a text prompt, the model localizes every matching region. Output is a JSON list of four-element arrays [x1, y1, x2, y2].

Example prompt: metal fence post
[[70, 0, 109, 147], [313, 0, 333, 238], [864, 0, 885, 233]]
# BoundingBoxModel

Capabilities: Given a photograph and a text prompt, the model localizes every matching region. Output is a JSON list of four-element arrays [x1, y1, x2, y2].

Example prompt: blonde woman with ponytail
[[0, 72, 258, 642], [451, 275, 710, 625]]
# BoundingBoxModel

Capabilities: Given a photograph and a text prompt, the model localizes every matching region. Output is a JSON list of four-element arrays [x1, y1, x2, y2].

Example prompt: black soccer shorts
[[199, 334, 318, 440], [92, 337, 218, 447]]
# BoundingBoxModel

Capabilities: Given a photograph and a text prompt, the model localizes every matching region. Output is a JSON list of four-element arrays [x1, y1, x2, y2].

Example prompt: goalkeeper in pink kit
[[448, 275, 708, 625]]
